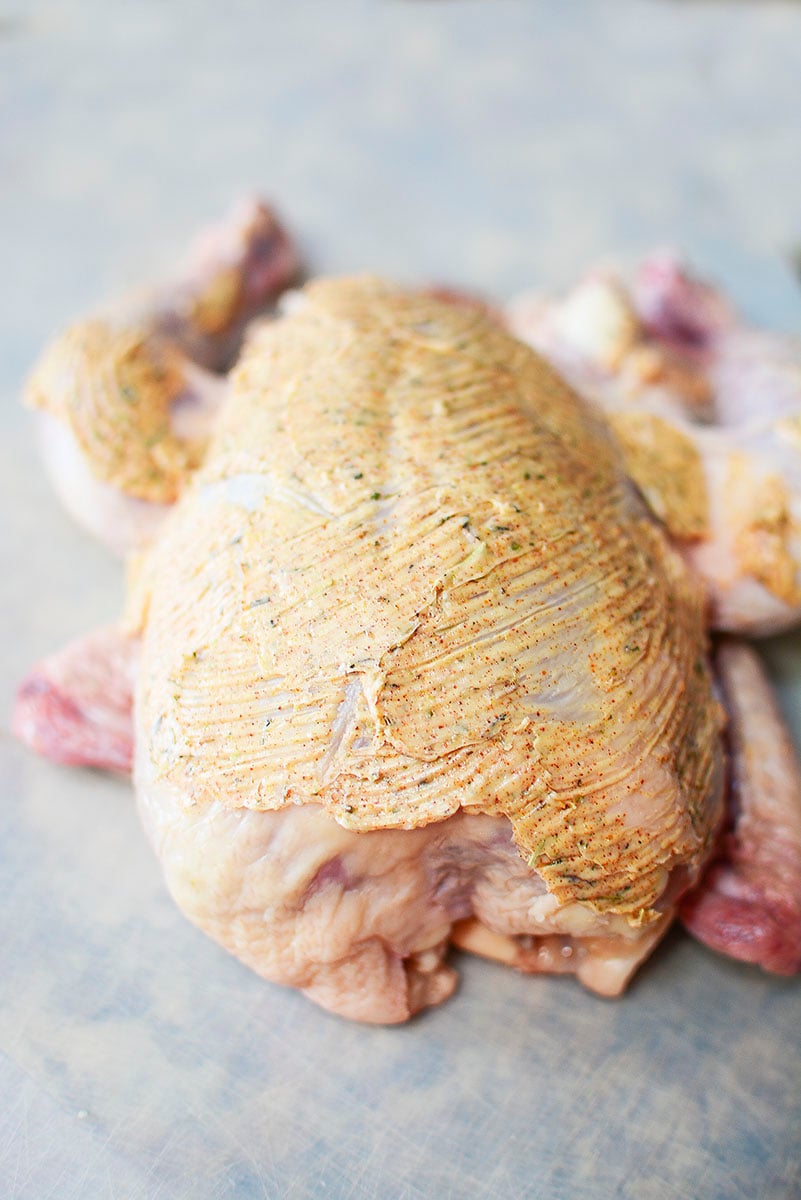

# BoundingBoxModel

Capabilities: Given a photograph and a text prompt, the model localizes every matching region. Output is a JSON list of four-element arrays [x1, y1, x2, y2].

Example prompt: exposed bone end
[[451, 913, 672, 998], [506, 271, 641, 375], [549, 274, 640, 371], [405, 943, 459, 1015]]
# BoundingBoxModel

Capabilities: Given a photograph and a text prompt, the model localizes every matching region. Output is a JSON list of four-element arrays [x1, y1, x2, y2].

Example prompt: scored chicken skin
[[115, 277, 725, 1019]]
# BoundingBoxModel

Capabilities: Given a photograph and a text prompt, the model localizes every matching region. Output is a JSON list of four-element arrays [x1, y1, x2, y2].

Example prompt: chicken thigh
[[25, 199, 299, 554]]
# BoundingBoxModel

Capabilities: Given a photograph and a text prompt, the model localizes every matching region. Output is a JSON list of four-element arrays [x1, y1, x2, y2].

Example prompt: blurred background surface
[[1, 3, 800, 1198]]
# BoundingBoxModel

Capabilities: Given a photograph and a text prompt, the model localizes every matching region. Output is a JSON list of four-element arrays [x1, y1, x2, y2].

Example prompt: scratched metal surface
[[2, 2, 801, 1197]]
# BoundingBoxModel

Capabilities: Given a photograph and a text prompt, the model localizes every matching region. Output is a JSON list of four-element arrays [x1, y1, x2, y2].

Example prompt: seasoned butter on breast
[[132, 277, 724, 924]]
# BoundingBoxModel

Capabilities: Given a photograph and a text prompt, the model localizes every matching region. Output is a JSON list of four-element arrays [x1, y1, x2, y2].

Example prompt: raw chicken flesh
[[14, 627, 136, 775], [15, 210, 801, 1022], [25, 278, 726, 1020], [679, 639, 801, 975]]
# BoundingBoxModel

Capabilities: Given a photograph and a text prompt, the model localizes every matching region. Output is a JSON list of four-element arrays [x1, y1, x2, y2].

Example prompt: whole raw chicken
[[14, 202, 801, 1022]]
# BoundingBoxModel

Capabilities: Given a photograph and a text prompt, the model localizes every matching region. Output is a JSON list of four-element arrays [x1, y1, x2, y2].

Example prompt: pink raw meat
[[14, 626, 136, 775], [679, 639, 801, 975]]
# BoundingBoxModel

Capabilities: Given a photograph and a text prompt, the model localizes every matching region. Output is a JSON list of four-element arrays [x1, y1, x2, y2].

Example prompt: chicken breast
[[118, 277, 724, 1020]]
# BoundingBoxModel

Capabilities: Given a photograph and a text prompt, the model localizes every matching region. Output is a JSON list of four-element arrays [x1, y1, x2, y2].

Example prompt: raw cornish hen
[[18, 274, 725, 1021], [15, 213, 801, 1021]]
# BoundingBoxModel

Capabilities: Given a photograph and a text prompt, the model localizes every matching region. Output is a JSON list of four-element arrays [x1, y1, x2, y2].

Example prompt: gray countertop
[[2, 3, 801, 1197]]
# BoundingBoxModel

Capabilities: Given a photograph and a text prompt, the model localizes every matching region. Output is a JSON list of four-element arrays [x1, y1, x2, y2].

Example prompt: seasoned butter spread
[[132, 278, 723, 922], [26, 320, 201, 503], [608, 410, 709, 540]]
